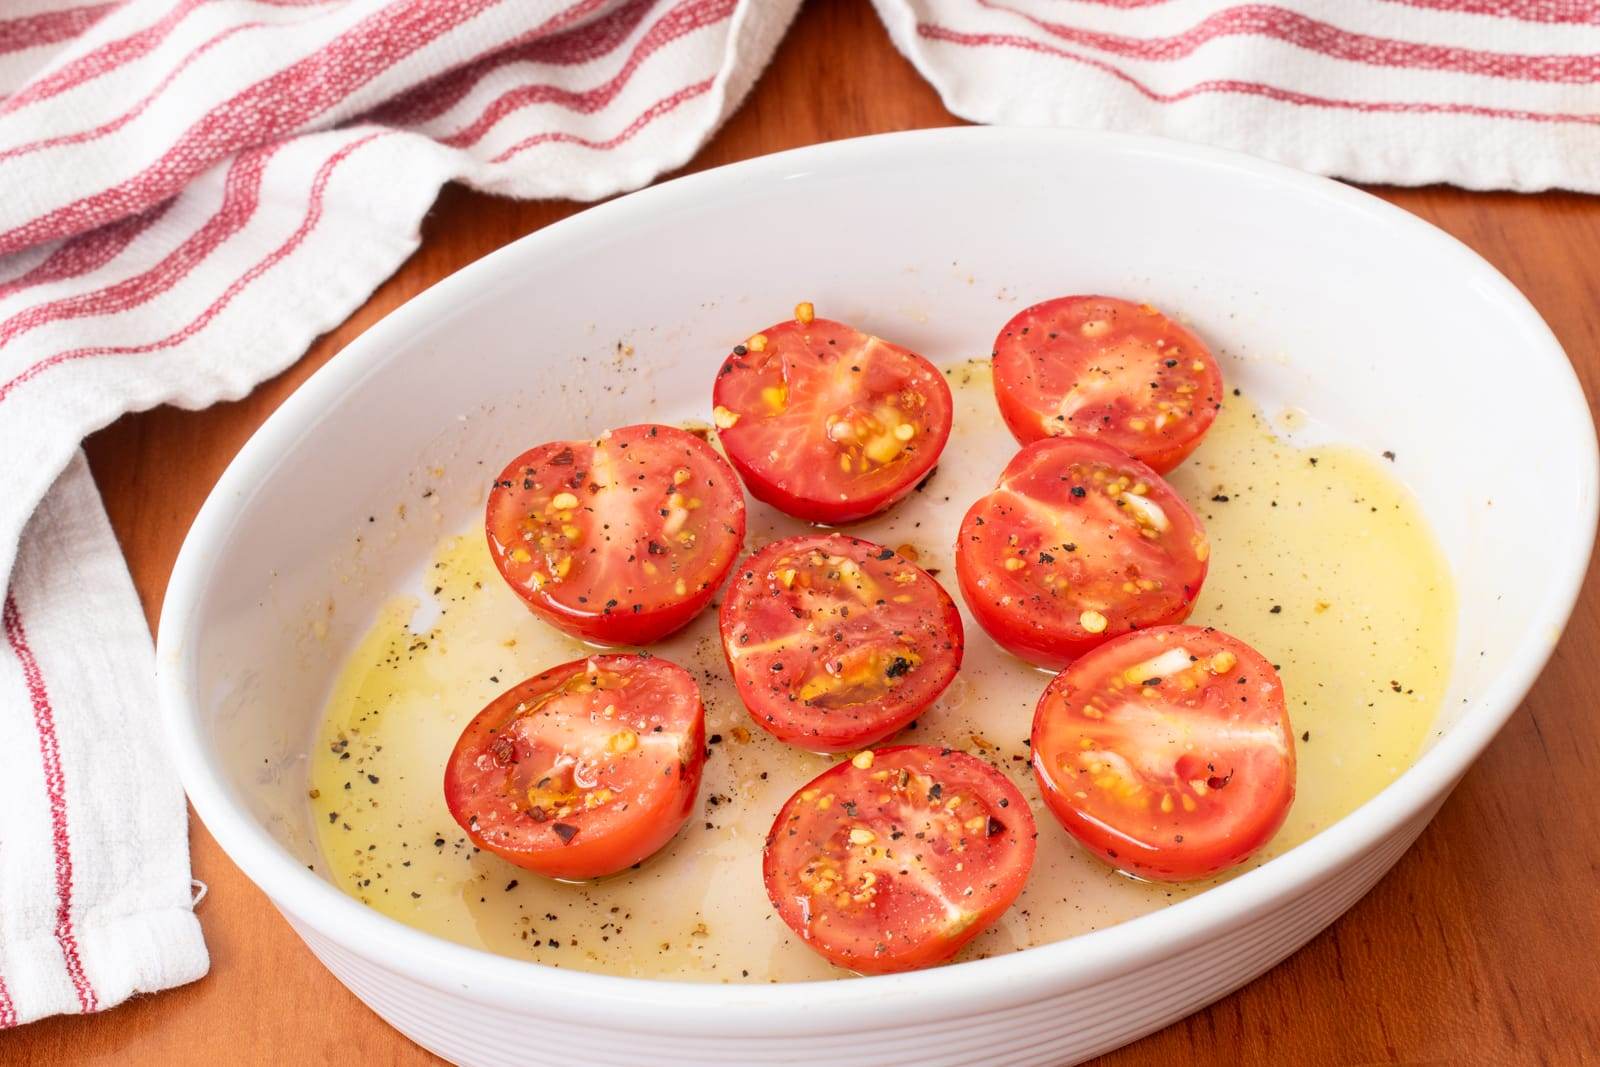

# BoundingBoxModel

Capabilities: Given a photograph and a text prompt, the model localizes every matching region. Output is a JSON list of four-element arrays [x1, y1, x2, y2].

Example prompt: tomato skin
[[712, 317, 952, 523], [955, 436, 1208, 670], [992, 295, 1223, 473], [763, 745, 1035, 975], [485, 423, 746, 646], [719, 534, 963, 753], [443, 655, 705, 881], [1031, 626, 1295, 882]]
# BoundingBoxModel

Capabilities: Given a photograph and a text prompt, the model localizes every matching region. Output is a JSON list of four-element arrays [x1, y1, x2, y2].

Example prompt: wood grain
[[9, 1, 1600, 1063]]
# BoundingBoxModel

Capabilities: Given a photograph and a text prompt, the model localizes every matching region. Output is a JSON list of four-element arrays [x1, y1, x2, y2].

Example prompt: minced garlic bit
[[795, 301, 815, 324], [848, 827, 875, 845], [1080, 609, 1109, 634], [850, 750, 874, 770], [550, 491, 578, 511], [712, 405, 740, 429], [1119, 491, 1169, 533], [1209, 650, 1238, 675]]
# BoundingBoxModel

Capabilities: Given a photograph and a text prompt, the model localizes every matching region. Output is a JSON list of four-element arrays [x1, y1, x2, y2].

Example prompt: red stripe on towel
[[0, 131, 387, 405], [919, 23, 1600, 124], [0, 4, 116, 58], [0, 0, 512, 255], [3, 0, 208, 112], [1379, 0, 1600, 24], [3, 594, 98, 1015], [0, 147, 275, 350], [491, 75, 714, 162], [0, 201, 172, 301], [441, 0, 733, 148], [361, 0, 664, 128], [979, 1, 1600, 83], [0, 21, 290, 158]]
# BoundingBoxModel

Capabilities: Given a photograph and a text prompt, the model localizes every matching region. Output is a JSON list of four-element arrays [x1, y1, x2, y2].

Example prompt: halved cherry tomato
[[486, 423, 745, 645], [719, 534, 963, 752], [1031, 626, 1294, 882], [764, 745, 1035, 974], [443, 654, 705, 880], [992, 295, 1222, 473], [955, 437, 1208, 670], [711, 313, 952, 523]]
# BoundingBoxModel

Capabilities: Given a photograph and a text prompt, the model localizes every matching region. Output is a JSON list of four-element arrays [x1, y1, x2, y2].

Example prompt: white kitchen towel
[[0, 0, 799, 1027], [0, 452, 209, 1026], [873, 0, 1600, 192], [1, 0, 1595, 1031]]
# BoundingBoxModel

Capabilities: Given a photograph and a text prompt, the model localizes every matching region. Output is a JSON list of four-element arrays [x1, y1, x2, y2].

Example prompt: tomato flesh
[[764, 745, 1035, 974], [719, 534, 963, 752], [955, 436, 1208, 670], [992, 295, 1223, 473], [443, 654, 705, 880], [1031, 626, 1294, 881], [712, 315, 952, 522], [486, 423, 745, 645]]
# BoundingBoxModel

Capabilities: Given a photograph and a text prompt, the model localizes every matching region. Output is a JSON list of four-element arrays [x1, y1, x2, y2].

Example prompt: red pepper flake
[[552, 823, 579, 844]]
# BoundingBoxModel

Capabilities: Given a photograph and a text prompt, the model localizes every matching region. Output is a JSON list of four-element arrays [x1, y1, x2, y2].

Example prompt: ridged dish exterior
[[288, 802, 1436, 1067]]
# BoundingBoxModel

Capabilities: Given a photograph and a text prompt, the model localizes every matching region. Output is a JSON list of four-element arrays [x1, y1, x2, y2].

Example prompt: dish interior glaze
[[308, 362, 1453, 983]]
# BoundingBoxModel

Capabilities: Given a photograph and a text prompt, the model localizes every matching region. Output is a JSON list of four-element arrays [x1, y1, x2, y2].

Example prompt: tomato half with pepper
[[992, 295, 1222, 473], [444, 654, 705, 880], [764, 745, 1035, 974], [486, 423, 745, 645], [719, 533, 963, 752], [712, 311, 952, 522], [955, 436, 1208, 670], [1031, 626, 1295, 881]]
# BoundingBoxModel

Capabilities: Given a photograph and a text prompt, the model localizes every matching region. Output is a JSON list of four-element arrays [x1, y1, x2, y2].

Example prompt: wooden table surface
[[10, 1, 1599, 1063]]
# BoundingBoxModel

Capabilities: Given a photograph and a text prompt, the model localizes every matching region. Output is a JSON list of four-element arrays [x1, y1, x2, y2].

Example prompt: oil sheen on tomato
[[309, 361, 1453, 983]]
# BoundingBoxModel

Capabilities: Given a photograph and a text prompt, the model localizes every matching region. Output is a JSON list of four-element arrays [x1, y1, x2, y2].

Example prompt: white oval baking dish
[[157, 126, 1597, 1066]]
